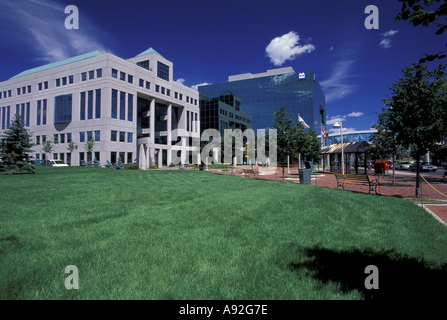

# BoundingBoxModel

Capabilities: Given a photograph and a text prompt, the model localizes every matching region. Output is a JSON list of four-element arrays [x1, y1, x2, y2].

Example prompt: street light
[[333, 122, 344, 175]]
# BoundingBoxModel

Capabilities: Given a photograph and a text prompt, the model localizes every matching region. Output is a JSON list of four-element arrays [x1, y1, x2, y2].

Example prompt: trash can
[[374, 160, 389, 175], [299, 161, 314, 185]]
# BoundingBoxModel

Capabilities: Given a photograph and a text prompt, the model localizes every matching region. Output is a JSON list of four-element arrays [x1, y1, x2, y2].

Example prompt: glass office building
[[198, 67, 326, 133]]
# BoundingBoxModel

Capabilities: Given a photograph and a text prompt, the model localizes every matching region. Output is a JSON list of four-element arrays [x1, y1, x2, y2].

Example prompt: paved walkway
[[205, 166, 447, 226]]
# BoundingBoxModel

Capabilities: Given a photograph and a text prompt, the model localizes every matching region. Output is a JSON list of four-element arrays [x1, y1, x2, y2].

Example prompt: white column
[[150, 98, 155, 144], [158, 149, 163, 168], [139, 144, 146, 170]]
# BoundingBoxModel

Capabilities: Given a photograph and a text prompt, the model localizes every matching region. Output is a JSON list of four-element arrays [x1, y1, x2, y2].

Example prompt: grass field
[[1, 166, 447, 300]]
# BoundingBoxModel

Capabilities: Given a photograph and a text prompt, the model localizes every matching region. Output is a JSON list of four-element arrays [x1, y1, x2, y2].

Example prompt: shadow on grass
[[289, 245, 447, 300]]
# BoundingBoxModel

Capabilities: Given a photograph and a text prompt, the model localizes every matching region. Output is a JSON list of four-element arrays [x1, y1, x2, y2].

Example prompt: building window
[[89, 70, 94, 80], [54, 94, 72, 123], [157, 61, 169, 81], [127, 152, 133, 164], [120, 72, 126, 81], [128, 94, 133, 122], [54, 134, 58, 144], [119, 131, 125, 142], [111, 152, 117, 164], [120, 91, 126, 120], [145, 81, 150, 90], [127, 132, 133, 143], [111, 89, 118, 119], [156, 85, 160, 93], [81, 72, 87, 81], [137, 60, 149, 70], [128, 75, 133, 84], [69, 75, 74, 84], [80, 92, 86, 120], [60, 133, 65, 144], [36, 136, 40, 145], [62, 77, 67, 86], [87, 90, 94, 120], [96, 69, 102, 78], [95, 130, 100, 141], [95, 89, 101, 119], [80, 132, 85, 142], [139, 79, 144, 87], [111, 130, 117, 141], [112, 69, 118, 78]]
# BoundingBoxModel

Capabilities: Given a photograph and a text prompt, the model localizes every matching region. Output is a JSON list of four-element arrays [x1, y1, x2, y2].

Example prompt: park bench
[[334, 173, 379, 194], [243, 168, 259, 179]]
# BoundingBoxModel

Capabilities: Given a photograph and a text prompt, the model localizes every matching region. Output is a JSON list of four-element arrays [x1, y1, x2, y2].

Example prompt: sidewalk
[[206, 166, 447, 226]]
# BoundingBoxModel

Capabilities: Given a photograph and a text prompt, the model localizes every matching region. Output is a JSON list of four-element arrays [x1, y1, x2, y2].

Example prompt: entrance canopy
[[322, 141, 370, 154]]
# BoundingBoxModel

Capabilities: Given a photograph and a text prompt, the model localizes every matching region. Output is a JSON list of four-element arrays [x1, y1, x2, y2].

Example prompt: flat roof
[[10, 50, 105, 79], [228, 67, 296, 82]]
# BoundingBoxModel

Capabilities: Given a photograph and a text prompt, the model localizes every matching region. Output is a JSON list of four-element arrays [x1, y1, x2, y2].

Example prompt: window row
[[1, 69, 104, 100], [0, 103, 30, 129], [35, 133, 73, 145], [80, 89, 101, 120], [111, 130, 133, 143], [111, 89, 133, 121], [111, 68, 133, 84], [81, 69, 102, 81], [186, 110, 199, 133], [79, 130, 101, 143], [0, 90, 12, 99], [55, 75, 74, 87], [16, 85, 32, 96]]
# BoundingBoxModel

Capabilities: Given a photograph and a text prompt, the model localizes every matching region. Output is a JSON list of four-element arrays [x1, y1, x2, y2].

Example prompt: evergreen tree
[[0, 114, 34, 173]]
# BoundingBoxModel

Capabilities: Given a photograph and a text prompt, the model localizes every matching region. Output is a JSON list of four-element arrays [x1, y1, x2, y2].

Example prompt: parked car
[[396, 161, 412, 170], [33, 159, 51, 166], [49, 159, 69, 167], [409, 162, 438, 172]]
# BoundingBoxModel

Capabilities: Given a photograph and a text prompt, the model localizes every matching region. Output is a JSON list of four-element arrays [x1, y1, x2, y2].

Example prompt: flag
[[298, 114, 310, 129]]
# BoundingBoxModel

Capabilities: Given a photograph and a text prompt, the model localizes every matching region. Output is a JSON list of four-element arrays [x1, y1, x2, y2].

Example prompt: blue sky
[[0, 0, 444, 134]]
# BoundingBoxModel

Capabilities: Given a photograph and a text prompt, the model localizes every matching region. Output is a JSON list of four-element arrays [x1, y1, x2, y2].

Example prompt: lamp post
[[333, 122, 344, 175]]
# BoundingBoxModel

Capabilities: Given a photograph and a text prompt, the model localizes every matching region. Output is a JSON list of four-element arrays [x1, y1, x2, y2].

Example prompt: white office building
[[0, 48, 200, 168]]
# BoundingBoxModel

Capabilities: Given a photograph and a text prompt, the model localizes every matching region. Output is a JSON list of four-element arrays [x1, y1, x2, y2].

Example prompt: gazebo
[[322, 141, 371, 174]]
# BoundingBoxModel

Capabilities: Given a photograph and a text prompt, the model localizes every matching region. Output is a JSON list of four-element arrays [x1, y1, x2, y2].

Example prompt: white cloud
[[0, 0, 112, 63], [326, 111, 364, 126], [347, 111, 364, 118], [328, 46, 334, 52], [380, 30, 399, 49], [176, 78, 186, 85], [191, 82, 211, 91], [320, 60, 357, 103], [265, 31, 315, 66]]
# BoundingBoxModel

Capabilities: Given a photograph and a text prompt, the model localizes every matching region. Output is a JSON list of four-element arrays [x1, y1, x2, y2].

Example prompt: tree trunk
[[392, 154, 396, 185], [415, 159, 421, 198]]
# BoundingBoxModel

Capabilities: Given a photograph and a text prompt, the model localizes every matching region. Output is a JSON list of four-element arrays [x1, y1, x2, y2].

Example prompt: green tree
[[83, 139, 95, 166], [369, 109, 400, 184], [0, 114, 34, 173], [41, 139, 54, 165], [272, 106, 296, 181], [66, 140, 77, 166], [272, 106, 321, 179], [380, 61, 447, 196], [395, 0, 447, 62]]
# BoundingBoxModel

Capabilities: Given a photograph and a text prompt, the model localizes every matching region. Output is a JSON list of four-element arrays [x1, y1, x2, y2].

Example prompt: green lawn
[[1, 166, 446, 300]]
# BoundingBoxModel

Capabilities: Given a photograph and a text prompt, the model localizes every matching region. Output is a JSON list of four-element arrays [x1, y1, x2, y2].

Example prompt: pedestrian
[[443, 164, 447, 178]]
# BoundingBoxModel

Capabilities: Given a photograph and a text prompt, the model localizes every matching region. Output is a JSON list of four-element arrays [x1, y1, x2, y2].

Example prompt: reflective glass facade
[[198, 70, 326, 132]]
